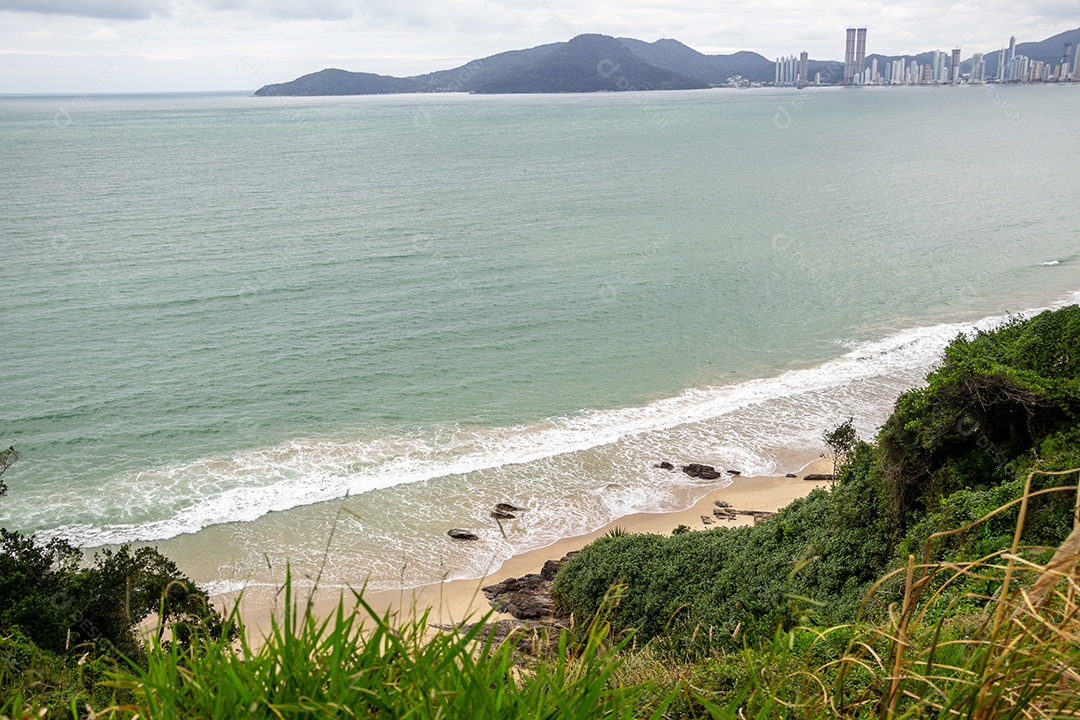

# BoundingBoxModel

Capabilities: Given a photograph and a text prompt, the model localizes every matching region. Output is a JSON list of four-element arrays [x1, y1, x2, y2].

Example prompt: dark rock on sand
[[482, 552, 581, 620], [540, 551, 579, 581], [482, 574, 553, 620], [682, 463, 723, 480], [726, 469, 742, 476], [495, 502, 526, 513], [491, 510, 516, 520], [656, 461, 675, 470], [803, 473, 835, 481], [785, 473, 798, 478], [447, 528, 479, 540]]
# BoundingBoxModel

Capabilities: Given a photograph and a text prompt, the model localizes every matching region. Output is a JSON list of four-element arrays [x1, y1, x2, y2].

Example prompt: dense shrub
[[554, 305, 1080, 654], [554, 441, 895, 651], [0, 531, 226, 662], [0, 451, 230, 716], [879, 306, 1080, 523]]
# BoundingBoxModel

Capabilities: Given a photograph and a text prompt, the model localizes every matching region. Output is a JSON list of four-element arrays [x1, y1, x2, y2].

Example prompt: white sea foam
[[43, 293, 1080, 549], [1041, 260, 1061, 266]]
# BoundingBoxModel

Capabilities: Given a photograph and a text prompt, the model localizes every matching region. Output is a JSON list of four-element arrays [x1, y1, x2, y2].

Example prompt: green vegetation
[[552, 442, 894, 652], [0, 452, 228, 716], [822, 417, 858, 482], [106, 578, 686, 719], [3, 305, 1079, 718], [554, 306, 1080, 653]]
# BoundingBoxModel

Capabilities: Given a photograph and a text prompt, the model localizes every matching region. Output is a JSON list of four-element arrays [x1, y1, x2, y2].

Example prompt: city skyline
[[775, 27, 1080, 87]]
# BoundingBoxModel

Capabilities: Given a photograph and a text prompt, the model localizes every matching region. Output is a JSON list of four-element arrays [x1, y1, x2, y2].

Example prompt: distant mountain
[[254, 34, 723, 96], [253, 68, 420, 96], [805, 60, 845, 85], [410, 43, 566, 92], [470, 34, 707, 93], [616, 37, 773, 83]]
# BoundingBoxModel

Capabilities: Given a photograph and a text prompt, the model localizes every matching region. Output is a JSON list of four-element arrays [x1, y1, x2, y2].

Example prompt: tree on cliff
[[0, 447, 230, 661], [0, 446, 17, 497]]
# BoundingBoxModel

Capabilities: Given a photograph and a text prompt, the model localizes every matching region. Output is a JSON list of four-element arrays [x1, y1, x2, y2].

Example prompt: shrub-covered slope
[[553, 305, 1080, 651]]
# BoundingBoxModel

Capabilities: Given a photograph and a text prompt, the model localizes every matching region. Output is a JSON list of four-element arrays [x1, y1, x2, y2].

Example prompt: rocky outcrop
[[709, 500, 774, 524], [482, 552, 579, 620], [681, 463, 724, 480], [447, 529, 479, 540], [656, 461, 675, 470], [482, 574, 553, 620], [495, 503, 526, 513], [804, 473, 835, 481], [540, 552, 578, 580]]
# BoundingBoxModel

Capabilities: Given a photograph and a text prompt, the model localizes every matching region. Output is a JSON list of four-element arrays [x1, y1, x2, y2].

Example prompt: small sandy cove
[[230, 459, 832, 639]]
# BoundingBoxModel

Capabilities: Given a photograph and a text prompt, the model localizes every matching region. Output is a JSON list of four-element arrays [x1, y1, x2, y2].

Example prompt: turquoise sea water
[[1, 85, 1078, 592]]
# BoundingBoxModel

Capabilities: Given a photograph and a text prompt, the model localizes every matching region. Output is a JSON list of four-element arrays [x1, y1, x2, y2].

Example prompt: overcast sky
[[1, 0, 1077, 93]]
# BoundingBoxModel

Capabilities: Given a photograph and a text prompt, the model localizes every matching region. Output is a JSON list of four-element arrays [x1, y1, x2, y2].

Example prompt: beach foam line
[[40, 291, 1080, 547]]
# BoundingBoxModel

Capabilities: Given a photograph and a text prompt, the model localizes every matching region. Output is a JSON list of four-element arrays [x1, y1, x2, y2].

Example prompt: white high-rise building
[[931, 51, 945, 83], [971, 53, 985, 82]]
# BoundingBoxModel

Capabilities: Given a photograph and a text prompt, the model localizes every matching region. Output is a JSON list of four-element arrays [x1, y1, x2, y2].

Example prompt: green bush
[[554, 305, 1080, 657], [879, 306, 1080, 523], [554, 442, 895, 652]]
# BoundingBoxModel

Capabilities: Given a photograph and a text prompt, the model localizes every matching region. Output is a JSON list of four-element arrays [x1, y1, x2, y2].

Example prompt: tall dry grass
[[732, 468, 1080, 720]]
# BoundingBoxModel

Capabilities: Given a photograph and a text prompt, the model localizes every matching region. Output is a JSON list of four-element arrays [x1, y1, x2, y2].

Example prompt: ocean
[[1, 84, 1078, 594]]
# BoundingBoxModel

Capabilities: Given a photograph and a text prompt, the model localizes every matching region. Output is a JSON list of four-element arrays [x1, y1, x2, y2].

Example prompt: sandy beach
[[224, 458, 833, 640]]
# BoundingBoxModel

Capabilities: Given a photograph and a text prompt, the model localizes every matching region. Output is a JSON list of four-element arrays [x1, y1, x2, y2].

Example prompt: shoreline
[[222, 457, 833, 640]]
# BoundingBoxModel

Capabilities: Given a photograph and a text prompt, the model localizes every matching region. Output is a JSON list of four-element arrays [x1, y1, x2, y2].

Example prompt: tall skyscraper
[[951, 48, 961, 83], [971, 53, 984, 82], [1074, 44, 1080, 79], [798, 51, 808, 87], [997, 47, 1006, 81], [774, 55, 799, 86], [932, 51, 945, 83], [1006, 36, 1017, 80], [855, 28, 867, 79], [844, 28, 857, 85]]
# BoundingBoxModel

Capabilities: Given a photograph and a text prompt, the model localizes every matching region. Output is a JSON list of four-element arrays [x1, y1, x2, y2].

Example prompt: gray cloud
[[201, 0, 355, 21], [0, 0, 171, 19], [1025, 0, 1080, 22]]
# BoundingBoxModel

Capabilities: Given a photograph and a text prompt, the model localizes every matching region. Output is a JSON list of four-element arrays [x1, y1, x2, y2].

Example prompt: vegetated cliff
[[553, 304, 1080, 652]]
